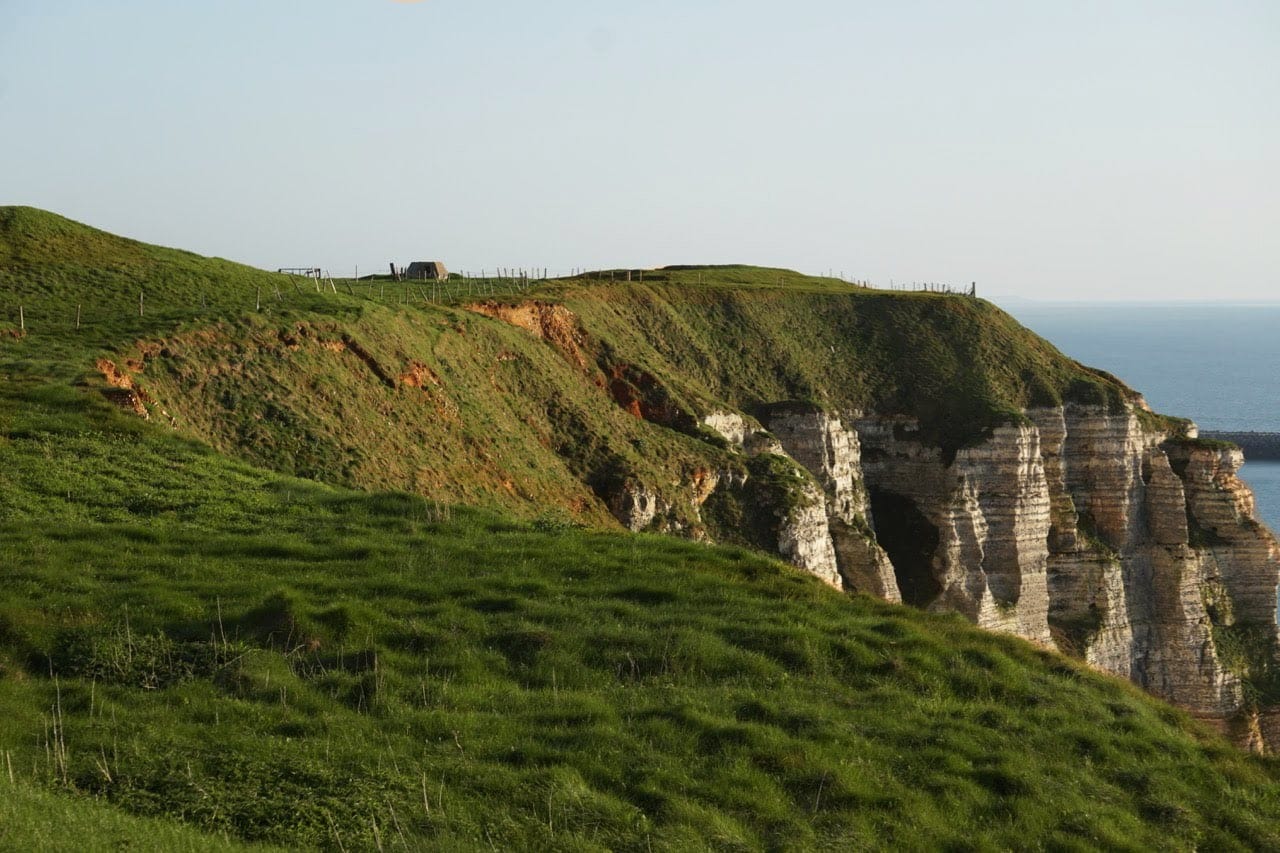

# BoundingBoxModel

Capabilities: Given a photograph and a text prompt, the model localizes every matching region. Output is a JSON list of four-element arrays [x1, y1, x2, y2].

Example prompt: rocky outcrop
[[847, 405, 1279, 747], [462, 294, 1278, 745], [774, 478, 843, 589], [702, 412, 751, 448], [691, 400, 1279, 747], [761, 407, 899, 602], [609, 480, 668, 533], [853, 418, 1053, 643], [697, 412, 846, 589], [1171, 443, 1280, 625]]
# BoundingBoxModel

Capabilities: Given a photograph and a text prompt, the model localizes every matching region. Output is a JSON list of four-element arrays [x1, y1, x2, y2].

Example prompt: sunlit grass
[[0, 206, 1276, 848], [0, 397, 1277, 848]]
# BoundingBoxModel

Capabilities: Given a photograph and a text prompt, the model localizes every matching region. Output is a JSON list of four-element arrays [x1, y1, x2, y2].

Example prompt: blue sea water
[[1005, 302, 1280, 534]]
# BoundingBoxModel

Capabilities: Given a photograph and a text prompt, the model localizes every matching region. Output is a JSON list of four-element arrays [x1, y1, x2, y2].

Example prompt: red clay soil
[[95, 358, 151, 417], [398, 361, 442, 389], [606, 363, 684, 426], [468, 300, 691, 429], [466, 301, 590, 370]]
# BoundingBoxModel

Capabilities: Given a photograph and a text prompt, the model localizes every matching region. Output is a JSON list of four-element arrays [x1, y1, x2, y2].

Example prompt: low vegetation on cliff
[[0, 206, 1165, 529], [2, 208, 1279, 848]]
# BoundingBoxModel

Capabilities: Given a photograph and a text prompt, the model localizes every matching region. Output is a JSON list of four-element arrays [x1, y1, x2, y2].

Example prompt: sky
[[1, 0, 1277, 300]]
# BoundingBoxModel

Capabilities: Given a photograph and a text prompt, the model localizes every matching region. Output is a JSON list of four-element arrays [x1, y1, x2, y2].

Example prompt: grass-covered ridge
[[0, 209, 1158, 528], [551, 279, 1140, 451], [0, 209, 1207, 588], [3, 207, 1277, 848]]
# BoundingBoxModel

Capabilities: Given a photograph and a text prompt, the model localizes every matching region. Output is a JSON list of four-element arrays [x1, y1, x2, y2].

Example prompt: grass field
[[0, 780, 279, 852], [1, 207, 1278, 849]]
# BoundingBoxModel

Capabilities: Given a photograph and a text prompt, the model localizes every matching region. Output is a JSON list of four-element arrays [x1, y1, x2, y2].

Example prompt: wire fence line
[[0, 271, 553, 336], [1, 266, 977, 336]]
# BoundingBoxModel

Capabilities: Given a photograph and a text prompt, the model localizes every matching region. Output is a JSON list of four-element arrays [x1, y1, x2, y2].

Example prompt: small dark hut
[[405, 261, 448, 280]]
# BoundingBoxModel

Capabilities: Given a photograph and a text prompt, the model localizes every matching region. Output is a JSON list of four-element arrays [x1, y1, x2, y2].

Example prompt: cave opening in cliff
[[868, 489, 942, 608]]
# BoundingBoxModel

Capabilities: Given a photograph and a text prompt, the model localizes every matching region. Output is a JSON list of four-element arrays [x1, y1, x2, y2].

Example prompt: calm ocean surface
[[1006, 303, 1280, 534]]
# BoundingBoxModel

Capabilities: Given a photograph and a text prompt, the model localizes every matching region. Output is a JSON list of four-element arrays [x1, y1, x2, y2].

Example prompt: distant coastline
[[1201, 431, 1280, 461]]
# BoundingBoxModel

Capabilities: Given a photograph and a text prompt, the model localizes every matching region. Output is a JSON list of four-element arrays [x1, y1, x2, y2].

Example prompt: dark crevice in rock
[[869, 489, 941, 608], [986, 564, 1021, 609]]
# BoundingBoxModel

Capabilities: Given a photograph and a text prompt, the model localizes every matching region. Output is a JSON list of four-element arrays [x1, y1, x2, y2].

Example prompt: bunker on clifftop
[[405, 261, 448, 280]]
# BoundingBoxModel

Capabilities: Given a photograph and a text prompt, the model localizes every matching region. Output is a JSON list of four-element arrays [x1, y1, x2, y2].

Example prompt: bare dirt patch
[[96, 358, 151, 417], [398, 361, 441, 389], [466, 301, 590, 369]]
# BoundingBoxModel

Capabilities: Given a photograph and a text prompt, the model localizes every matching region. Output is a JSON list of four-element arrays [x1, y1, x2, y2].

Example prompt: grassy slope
[[126, 307, 728, 526], [0, 781, 278, 853], [0, 209, 1276, 848], [552, 275, 1140, 450], [85, 270, 1162, 536]]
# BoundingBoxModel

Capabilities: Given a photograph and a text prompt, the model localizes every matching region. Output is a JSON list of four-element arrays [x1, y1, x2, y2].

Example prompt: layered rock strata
[[695, 411, 847, 590], [675, 403, 1279, 748], [760, 408, 899, 602]]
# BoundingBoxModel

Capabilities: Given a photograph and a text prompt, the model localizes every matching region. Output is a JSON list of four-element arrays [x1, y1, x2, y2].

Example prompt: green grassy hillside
[[0, 208, 1274, 849], [552, 276, 1143, 449], [1, 206, 1165, 533]]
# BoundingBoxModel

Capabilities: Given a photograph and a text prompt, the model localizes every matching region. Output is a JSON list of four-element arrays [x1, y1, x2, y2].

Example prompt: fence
[[1, 266, 977, 336], [0, 268, 553, 337]]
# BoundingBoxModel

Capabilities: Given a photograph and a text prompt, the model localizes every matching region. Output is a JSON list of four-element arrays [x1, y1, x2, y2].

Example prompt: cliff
[[685, 400, 1278, 740], [854, 409, 1279, 735], [56, 250, 1277, 747], [9, 211, 1280, 846], [1201, 430, 1280, 461]]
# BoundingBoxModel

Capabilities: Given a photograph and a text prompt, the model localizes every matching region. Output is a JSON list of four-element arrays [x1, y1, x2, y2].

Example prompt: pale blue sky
[[2, 1, 1276, 300]]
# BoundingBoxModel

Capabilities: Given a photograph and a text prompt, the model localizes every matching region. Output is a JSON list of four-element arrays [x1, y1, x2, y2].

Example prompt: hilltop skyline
[[2, 0, 1277, 301]]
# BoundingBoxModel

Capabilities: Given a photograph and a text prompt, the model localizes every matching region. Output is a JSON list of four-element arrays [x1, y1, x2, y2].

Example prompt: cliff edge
[[108, 271, 1276, 746], [5, 210, 1273, 750]]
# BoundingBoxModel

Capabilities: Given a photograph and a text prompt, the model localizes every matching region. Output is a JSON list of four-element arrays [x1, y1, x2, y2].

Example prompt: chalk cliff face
[[695, 410, 850, 591], [854, 416, 1056, 644], [687, 402, 1279, 746], [762, 408, 900, 602]]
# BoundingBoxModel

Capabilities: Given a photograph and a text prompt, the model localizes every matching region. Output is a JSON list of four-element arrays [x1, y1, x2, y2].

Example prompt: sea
[[1005, 302, 1280, 534]]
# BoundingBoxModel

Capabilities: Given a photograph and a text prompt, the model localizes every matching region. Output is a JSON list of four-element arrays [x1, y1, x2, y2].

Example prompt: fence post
[[18, 305, 23, 331], [75, 304, 81, 329], [139, 291, 144, 317]]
